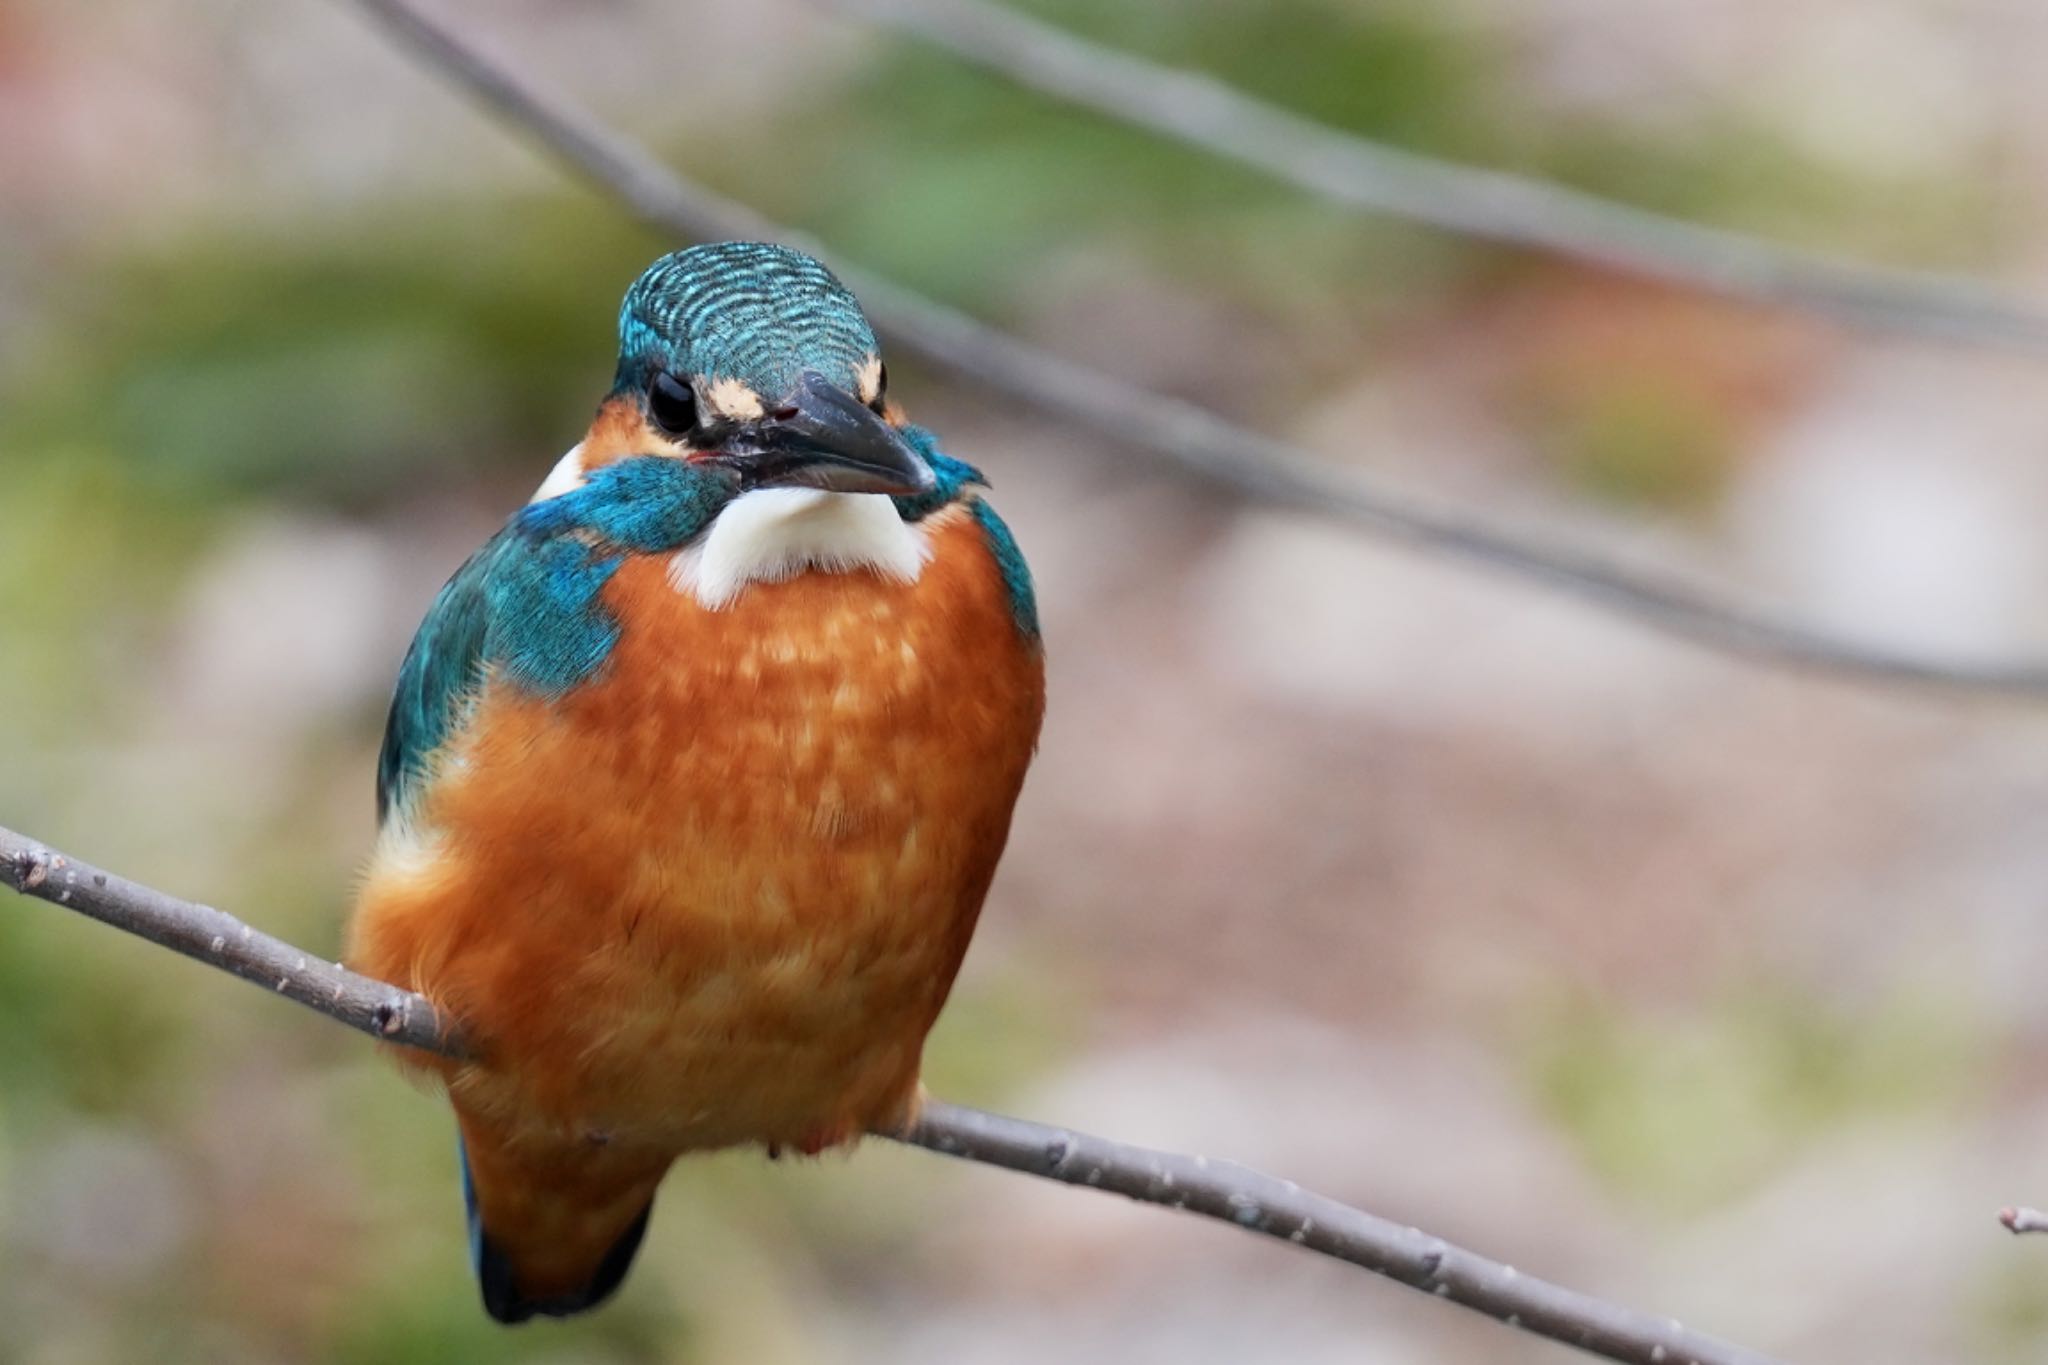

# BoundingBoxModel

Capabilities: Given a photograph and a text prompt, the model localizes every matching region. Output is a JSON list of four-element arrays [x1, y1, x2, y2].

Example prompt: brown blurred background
[[8, 0, 2048, 1360]]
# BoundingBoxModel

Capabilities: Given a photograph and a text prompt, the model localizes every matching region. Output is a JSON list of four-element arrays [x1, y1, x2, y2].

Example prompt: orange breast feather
[[348, 503, 1043, 1162]]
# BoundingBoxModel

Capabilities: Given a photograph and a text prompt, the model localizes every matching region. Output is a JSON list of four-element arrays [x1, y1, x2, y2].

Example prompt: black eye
[[647, 372, 700, 439], [869, 363, 889, 416]]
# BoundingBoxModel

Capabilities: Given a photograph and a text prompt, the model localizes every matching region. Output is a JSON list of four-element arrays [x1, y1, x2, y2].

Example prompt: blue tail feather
[[460, 1138, 653, 1326]]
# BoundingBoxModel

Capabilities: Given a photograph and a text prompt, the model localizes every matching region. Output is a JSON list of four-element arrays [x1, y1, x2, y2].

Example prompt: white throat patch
[[529, 442, 587, 501], [668, 488, 929, 610]]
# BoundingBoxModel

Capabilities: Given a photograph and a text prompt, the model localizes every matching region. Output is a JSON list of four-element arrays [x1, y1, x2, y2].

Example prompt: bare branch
[[833, 0, 2048, 354], [0, 825, 452, 1052], [343, 0, 2048, 702], [2001, 1206, 2048, 1235], [2, 819, 1784, 1364], [903, 1100, 1785, 1365]]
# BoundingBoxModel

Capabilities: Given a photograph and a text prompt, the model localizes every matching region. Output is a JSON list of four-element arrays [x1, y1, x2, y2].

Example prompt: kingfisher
[[346, 242, 1044, 1324]]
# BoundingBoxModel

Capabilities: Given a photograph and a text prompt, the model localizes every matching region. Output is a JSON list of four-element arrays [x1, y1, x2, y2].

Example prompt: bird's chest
[[573, 554, 947, 852], [525, 489, 958, 844], [378, 505, 1041, 1146], [443, 504, 1034, 918]]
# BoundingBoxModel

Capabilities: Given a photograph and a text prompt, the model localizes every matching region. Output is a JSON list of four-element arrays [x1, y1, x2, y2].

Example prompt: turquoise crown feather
[[613, 242, 879, 400]]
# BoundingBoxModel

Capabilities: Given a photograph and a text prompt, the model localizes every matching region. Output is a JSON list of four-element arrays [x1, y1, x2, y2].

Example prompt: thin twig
[[834, 0, 2048, 353], [1, 820, 1784, 1365], [0, 825, 451, 1052], [344, 0, 2048, 701]]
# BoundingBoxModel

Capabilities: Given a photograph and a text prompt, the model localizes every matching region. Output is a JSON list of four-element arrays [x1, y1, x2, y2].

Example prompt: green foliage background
[[0, 2, 2030, 1361]]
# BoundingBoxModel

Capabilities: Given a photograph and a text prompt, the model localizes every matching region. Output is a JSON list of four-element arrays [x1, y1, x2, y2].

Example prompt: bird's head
[[590, 241, 933, 498]]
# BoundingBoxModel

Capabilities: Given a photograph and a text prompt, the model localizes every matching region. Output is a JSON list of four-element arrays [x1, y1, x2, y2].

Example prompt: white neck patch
[[668, 488, 929, 610], [529, 442, 587, 501]]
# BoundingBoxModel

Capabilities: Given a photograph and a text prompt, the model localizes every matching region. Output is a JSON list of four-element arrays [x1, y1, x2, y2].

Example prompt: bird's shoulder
[[376, 457, 738, 822], [891, 430, 1038, 641]]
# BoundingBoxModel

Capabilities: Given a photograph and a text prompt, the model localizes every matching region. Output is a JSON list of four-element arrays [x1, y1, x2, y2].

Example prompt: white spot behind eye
[[703, 377, 766, 422], [856, 354, 885, 405]]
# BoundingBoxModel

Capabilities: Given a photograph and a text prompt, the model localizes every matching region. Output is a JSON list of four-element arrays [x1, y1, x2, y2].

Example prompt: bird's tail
[[457, 1117, 668, 1325]]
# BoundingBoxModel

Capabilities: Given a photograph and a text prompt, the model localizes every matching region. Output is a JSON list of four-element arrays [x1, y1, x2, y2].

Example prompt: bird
[[346, 241, 1044, 1324]]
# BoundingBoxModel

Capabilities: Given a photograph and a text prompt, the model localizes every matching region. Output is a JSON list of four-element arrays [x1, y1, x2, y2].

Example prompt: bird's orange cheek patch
[[576, 396, 679, 473]]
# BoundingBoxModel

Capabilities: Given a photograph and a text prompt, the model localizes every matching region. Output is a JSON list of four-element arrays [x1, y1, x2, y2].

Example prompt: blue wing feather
[[968, 497, 1039, 641], [375, 456, 740, 823], [376, 534, 497, 822]]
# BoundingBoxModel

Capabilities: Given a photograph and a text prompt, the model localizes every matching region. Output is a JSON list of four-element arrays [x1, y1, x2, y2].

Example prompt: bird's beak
[[712, 370, 935, 497]]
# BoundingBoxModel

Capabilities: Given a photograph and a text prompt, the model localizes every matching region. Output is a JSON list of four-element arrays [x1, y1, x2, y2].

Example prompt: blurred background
[[8, 0, 2048, 1360]]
